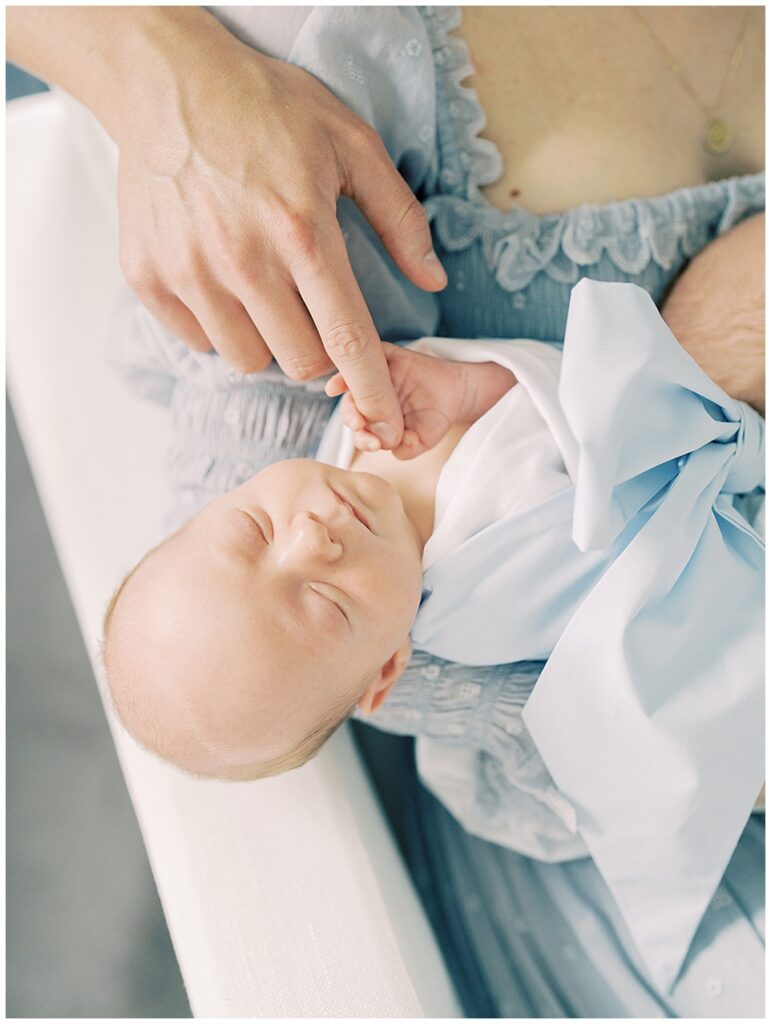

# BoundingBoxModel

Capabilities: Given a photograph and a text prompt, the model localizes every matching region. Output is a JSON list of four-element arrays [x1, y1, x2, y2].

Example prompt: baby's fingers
[[354, 428, 382, 452], [340, 393, 366, 432], [324, 372, 349, 398], [391, 428, 424, 460]]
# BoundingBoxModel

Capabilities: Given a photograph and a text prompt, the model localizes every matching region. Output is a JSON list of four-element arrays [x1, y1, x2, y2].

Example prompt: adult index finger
[[291, 218, 404, 448]]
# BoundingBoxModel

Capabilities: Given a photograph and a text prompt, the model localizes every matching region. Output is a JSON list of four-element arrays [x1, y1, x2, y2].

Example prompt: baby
[[103, 215, 764, 783], [103, 347, 514, 780]]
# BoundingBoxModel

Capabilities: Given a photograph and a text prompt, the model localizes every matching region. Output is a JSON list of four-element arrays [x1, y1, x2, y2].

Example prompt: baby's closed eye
[[307, 582, 350, 624]]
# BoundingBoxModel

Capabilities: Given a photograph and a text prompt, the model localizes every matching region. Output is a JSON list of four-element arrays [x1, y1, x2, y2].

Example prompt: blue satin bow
[[412, 279, 764, 994], [521, 281, 764, 994]]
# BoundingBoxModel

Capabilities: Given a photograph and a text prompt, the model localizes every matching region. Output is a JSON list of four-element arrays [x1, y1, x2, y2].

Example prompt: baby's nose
[[290, 511, 343, 562]]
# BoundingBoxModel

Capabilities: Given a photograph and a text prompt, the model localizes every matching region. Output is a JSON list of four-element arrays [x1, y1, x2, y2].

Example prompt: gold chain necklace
[[630, 7, 751, 156]]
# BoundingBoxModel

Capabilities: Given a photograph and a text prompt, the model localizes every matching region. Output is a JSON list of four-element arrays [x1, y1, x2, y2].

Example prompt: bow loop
[[562, 280, 765, 553], [524, 280, 764, 995]]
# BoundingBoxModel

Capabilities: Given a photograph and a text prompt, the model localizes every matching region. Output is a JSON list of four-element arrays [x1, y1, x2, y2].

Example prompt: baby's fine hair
[[220, 689, 360, 781]]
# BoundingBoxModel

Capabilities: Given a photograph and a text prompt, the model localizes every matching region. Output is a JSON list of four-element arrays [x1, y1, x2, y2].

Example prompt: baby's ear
[[357, 638, 412, 715]]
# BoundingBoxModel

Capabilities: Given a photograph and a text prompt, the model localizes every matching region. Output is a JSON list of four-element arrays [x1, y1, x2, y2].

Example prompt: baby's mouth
[[331, 488, 372, 533]]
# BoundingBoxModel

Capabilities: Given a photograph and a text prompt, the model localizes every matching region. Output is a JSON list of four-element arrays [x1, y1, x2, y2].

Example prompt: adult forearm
[[6, 5, 227, 141]]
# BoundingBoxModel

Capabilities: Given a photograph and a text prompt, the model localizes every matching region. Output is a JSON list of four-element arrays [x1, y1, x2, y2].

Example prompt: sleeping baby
[[102, 218, 764, 786], [102, 344, 515, 779]]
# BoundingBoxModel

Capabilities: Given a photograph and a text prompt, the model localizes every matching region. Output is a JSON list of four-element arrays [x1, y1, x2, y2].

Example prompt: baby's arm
[[325, 343, 516, 459]]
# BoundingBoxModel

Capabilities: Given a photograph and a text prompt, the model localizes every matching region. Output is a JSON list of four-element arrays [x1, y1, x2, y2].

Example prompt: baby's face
[[108, 459, 424, 777]]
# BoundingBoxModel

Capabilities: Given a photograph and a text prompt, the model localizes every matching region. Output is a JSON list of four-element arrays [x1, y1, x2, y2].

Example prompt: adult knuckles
[[282, 213, 322, 265], [349, 118, 385, 156], [166, 251, 208, 293], [220, 242, 259, 282], [323, 320, 373, 364], [281, 352, 330, 382], [120, 251, 162, 299], [229, 348, 273, 375], [261, 194, 322, 265], [206, 215, 266, 283], [396, 194, 429, 239]]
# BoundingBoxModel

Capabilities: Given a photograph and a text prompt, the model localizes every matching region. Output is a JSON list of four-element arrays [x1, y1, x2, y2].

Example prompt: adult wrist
[[7, 6, 241, 145], [93, 7, 237, 144]]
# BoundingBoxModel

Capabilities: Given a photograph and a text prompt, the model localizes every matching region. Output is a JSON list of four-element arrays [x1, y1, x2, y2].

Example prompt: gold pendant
[[704, 117, 733, 156]]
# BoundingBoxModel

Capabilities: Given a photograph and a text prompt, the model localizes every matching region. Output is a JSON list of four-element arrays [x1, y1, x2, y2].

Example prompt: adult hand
[[113, 10, 446, 448]]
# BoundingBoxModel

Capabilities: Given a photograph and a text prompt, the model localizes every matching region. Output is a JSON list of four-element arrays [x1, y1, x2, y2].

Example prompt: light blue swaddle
[[405, 279, 764, 993]]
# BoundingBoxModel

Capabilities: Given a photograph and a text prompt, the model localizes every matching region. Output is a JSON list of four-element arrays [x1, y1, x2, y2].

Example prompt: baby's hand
[[325, 342, 515, 459], [325, 342, 465, 458]]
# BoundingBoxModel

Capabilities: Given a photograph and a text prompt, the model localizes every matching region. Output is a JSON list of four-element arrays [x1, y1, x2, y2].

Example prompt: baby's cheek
[[367, 553, 418, 621]]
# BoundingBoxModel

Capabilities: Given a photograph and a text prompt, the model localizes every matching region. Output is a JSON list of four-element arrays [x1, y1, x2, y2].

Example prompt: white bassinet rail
[[6, 89, 460, 1020]]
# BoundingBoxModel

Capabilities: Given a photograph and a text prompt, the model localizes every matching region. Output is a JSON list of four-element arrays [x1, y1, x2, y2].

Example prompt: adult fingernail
[[370, 421, 397, 447], [423, 250, 447, 286]]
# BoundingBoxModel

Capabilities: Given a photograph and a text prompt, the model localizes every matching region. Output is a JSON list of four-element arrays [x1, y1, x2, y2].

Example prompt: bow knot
[[723, 401, 765, 494]]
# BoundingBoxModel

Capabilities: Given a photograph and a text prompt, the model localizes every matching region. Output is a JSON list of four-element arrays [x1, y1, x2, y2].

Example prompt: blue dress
[[394, 8, 765, 1017], [110, 5, 765, 1016]]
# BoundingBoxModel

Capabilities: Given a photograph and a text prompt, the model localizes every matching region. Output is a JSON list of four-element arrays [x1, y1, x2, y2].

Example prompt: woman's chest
[[452, 6, 764, 214]]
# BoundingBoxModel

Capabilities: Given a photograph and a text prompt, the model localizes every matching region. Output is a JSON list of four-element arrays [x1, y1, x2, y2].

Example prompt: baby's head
[[102, 459, 424, 780]]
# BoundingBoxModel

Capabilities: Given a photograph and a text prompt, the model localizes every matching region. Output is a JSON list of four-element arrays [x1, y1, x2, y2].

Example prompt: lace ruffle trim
[[418, 7, 765, 293], [418, 4, 504, 204], [424, 174, 765, 293]]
